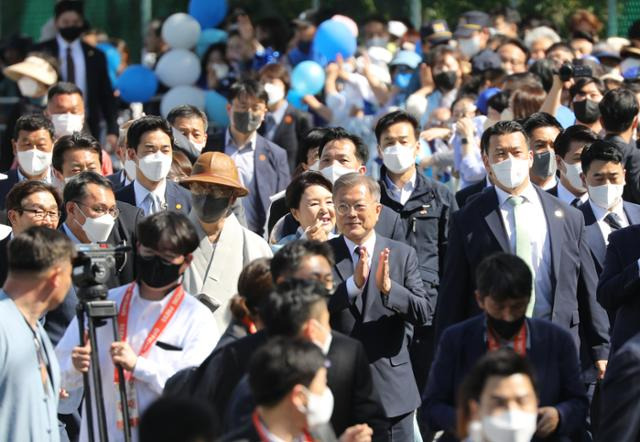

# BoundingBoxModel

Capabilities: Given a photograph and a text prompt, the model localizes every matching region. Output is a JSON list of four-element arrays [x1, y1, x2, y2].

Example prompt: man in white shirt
[[553, 125, 597, 207], [56, 211, 220, 442], [522, 112, 563, 192]]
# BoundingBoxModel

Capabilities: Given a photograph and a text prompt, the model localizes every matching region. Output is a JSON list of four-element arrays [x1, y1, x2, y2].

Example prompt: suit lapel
[[334, 237, 355, 282], [538, 188, 563, 286], [363, 236, 386, 318], [253, 140, 271, 213], [584, 225, 606, 269], [624, 202, 640, 225], [482, 188, 510, 252]]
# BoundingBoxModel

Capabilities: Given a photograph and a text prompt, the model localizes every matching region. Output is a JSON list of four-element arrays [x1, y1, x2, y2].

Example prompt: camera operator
[[0, 226, 75, 442], [55, 212, 220, 442]]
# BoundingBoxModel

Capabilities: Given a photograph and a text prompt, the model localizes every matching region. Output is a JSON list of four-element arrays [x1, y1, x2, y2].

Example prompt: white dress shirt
[[56, 34, 87, 100], [224, 130, 259, 230], [133, 179, 167, 215], [17, 167, 54, 184], [55, 283, 219, 442], [589, 199, 629, 246], [495, 184, 553, 319], [384, 171, 416, 205], [556, 181, 588, 207], [344, 232, 377, 299]]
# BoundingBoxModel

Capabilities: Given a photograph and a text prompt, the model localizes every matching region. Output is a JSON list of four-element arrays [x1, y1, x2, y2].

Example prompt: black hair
[[318, 127, 369, 164], [167, 105, 208, 132], [581, 140, 625, 174], [599, 88, 639, 134], [8, 226, 75, 274], [285, 171, 333, 210], [237, 257, 274, 316], [545, 42, 575, 58], [139, 397, 217, 442], [569, 77, 605, 99], [6, 180, 61, 214], [47, 81, 83, 101], [137, 211, 199, 257], [126, 115, 174, 151], [487, 90, 509, 113], [528, 59, 555, 92], [296, 127, 329, 167], [54, 0, 84, 18], [62, 171, 113, 204], [475, 253, 532, 302], [271, 239, 335, 283], [52, 133, 102, 173], [480, 120, 529, 154], [522, 112, 563, 137], [249, 336, 326, 407], [13, 114, 55, 140], [374, 110, 418, 143], [228, 78, 269, 105], [554, 125, 598, 158], [498, 38, 530, 61]]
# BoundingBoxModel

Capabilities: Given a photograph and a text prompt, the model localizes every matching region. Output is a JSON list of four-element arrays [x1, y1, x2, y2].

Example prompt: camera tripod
[[76, 284, 132, 442]]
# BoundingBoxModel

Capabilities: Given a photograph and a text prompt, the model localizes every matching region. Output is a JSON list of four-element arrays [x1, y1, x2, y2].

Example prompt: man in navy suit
[[327, 173, 429, 441], [454, 177, 487, 207], [424, 253, 587, 441], [202, 79, 290, 236], [435, 120, 610, 383], [522, 112, 563, 194], [115, 116, 191, 216], [553, 125, 597, 207]]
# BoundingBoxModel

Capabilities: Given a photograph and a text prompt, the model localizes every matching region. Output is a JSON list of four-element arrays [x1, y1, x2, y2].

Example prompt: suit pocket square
[[156, 341, 183, 351]]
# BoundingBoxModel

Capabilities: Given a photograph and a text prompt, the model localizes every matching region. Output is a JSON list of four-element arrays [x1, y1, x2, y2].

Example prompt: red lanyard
[[487, 323, 527, 356], [252, 411, 313, 442], [241, 316, 257, 335], [114, 282, 185, 382]]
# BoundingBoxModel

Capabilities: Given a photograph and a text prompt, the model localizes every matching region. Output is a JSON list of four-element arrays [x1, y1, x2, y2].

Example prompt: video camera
[[72, 243, 130, 301], [558, 63, 593, 82]]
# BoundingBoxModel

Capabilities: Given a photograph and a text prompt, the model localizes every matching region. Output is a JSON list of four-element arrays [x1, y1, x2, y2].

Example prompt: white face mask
[[51, 113, 85, 137], [75, 204, 115, 243], [491, 156, 530, 189], [264, 82, 285, 106], [210, 62, 229, 80], [319, 163, 355, 184], [124, 159, 137, 181], [17, 148, 52, 176], [563, 161, 586, 193], [299, 387, 334, 429], [458, 36, 482, 58], [588, 183, 625, 210], [309, 160, 320, 171], [172, 127, 205, 156], [481, 410, 537, 442], [382, 143, 415, 174], [138, 151, 172, 182], [17, 76, 41, 98]]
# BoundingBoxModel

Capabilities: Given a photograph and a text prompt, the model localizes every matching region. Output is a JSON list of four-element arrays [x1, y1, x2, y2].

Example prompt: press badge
[[115, 380, 140, 429]]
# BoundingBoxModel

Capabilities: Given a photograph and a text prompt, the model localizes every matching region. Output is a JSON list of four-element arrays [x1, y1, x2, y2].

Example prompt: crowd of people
[[6, 0, 640, 441]]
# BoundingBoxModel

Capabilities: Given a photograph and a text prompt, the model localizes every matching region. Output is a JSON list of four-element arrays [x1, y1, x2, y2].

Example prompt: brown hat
[[181, 152, 249, 196]]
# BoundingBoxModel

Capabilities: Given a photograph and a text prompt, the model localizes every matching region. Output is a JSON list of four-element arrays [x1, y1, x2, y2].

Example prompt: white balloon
[[155, 49, 202, 87], [162, 13, 201, 49], [161, 85, 206, 117]]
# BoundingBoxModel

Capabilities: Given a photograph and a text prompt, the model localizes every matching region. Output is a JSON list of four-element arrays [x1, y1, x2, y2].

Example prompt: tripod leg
[[111, 319, 132, 442], [87, 317, 110, 442], [76, 304, 96, 442]]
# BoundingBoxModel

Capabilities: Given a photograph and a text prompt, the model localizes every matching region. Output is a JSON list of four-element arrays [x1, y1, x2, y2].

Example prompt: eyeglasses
[[19, 207, 61, 221], [74, 201, 120, 219], [336, 203, 370, 216]]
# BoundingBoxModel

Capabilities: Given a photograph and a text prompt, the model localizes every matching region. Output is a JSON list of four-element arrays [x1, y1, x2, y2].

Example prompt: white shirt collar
[[495, 181, 540, 208], [557, 181, 588, 205], [17, 167, 53, 184], [384, 170, 416, 193], [343, 231, 377, 259], [589, 198, 626, 222], [62, 223, 82, 244], [133, 178, 167, 208], [269, 102, 288, 126], [225, 129, 257, 151]]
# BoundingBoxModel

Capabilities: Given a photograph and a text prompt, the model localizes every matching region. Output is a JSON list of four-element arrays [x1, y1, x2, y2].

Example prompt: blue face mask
[[394, 72, 412, 89]]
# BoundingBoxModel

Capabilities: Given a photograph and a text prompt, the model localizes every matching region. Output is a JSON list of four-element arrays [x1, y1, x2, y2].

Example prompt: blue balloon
[[196, 28, 228, 57], [116, 65, 158, 103], [205, 90, 230, 127], [189, 0, 228, 29], [291, 61, 325, 96], [96, 43, 121, 87], [313, 20, 357, 65], [286, 89, 308, 111]]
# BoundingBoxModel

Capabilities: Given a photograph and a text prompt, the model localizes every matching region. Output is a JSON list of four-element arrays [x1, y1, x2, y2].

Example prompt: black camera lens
[[559, 63, 574, 82]]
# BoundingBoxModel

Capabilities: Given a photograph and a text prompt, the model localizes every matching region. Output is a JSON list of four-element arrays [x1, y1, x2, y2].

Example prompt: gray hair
[[333, 173, 381, 202], [524, 26, 561, 49]]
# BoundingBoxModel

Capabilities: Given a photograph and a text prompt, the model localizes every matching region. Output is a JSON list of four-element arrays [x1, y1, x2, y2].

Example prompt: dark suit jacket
[[204, 131, 290, 235], [328, 234, 428, 418], [0, 234, 9, 285], [597, 224, 640, 353], [598, 330, 640, 442], [0, 169, 21, 210], [115, 180, 192, 215], [424, 315, 588, 442], [435, 185, 610, 366], [454, 179, 486, 208], [259, 104, 313, 173], [32, 38, 118, 137], [106, 170, 128, 191], [604, 135, 640, 205]]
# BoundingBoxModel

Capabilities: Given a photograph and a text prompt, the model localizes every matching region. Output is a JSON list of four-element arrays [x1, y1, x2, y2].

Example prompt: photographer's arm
[[540, 75, 563, 117]]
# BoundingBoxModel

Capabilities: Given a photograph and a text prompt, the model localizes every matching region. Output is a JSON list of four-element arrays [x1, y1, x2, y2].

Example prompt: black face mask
[[192, 194, 231, 223], [434, 71, 458, 91], [233, 111, 262, 134], [487, 314, 526, 340], [136, 254, 183, 289], [573, 99, 600, 124], [59, 26, 84, 42]]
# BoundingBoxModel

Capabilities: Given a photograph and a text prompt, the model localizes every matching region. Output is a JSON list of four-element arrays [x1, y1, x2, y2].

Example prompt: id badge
[[115, 380, 140, 429]]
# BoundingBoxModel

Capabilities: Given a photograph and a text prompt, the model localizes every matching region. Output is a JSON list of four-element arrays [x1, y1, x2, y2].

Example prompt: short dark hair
[[261, 279, 328, 336], [137, 211, 199, 257], [127, 115, 174, 151], [52, 133, 102, 172], [569, 77, 605, 99], [13, 114, 55, 140], [6, 180, 61, 214], [139, 397, 216, 442], [237, 257, 274, 316], [545, 42, 575, 58], [475, 253, 532, 302], [599, 88, 639, 134], [271, 239, 335, 283], [63, 171, 113, 204], [228, 78, 269, 105], [480, 120, 529, 154], [54, 0, 84, 18], [581, 139, 625, 174], [554, 125, 598, 158], [521, 112, 563, 138], [498, 38, 530, 61], [296, 127, 330, 166], [249, 337, 326, 407], [318, 127, 369, 164], [374, 110, 419, 143], [285, 171, 333, 210], [47, 82, 83, 102], [259, 63, 291, 92], [167, 105, 208, 132], [8, 226, 75, 274]]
